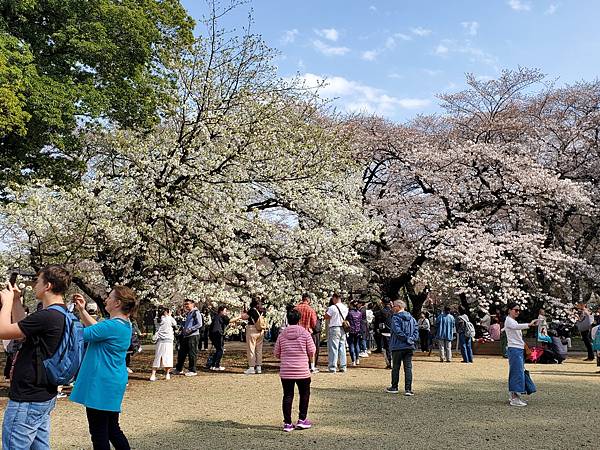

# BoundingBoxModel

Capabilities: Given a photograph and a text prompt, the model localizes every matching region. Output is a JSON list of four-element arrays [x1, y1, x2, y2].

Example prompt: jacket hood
[[398, 311, 413, 321], [281, 325, 304, 340]]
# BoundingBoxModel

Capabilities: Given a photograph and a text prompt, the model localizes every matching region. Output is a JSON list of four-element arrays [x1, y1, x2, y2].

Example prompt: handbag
[[335, 304, 351, 333]]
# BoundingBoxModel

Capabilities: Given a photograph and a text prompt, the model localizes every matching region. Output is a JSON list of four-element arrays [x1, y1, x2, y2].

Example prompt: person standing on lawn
[[208, 305, 232, 371], [0, 266, 71, 450], [150, 307, 178, 381], [576, 305, 595, 361], [295, 293, 319, 373], [386, 300, 419, 396], [504, 302, 539, 407], [346, 302, 363, 367], [71, 286, 139, 449], [173, 299, 203, 377], [274, 309, 316, 432], [457, 305, 474, 363], [418, 312, 431, 353], [324, 293, 349, 373], [435, 306, 455, 362]]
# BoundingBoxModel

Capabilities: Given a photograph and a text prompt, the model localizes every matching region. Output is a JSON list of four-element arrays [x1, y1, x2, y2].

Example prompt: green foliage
[[0, 0, 195, 198]]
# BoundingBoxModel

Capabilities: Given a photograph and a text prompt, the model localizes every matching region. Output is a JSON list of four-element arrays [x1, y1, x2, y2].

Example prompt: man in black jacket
[[208, 305, 231, 371], [373, 299, 393, 369]]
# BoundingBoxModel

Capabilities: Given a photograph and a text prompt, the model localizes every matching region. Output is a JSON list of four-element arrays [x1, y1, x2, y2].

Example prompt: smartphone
[[9, 272, 18, 286]]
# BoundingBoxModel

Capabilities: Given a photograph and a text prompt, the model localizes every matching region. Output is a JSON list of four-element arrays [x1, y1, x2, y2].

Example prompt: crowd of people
[[0, 264, 599, 447]]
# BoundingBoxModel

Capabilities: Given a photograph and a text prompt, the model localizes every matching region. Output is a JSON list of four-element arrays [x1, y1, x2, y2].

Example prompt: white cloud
[[386, 33, 412, 49], [369, 5, 377, 12], [507, 0, 531, 11], [315, 28, 339, 42], [361, 50, 379, 61], [411, 27, 432, 37], [423, 69, 443, 76], [312, 39, 350, 56], [433, 39, 498, 69], [388, 72, 404, 79], [298, 73, 431, 116], [435, 44, 449, 55], [545, 3, 558, 14], [461, 21, 479, 36], [280, 29, 299, 45]]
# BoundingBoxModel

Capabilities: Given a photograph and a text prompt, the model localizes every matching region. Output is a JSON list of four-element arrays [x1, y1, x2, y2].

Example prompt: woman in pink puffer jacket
[[274, 309, 316, 432]]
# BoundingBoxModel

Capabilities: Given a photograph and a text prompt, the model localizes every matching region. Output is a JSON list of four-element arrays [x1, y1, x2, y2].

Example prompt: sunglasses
[[511, 308, 521, 312]]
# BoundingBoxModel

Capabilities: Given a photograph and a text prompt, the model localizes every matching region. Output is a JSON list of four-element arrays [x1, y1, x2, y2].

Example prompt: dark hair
[[507, 302, 519, 311], [458, 305, 467, 315], [444, 306, 451, 313], [287, 309, 301, 325], [112, 286, 139, 316], [38, 265, 71, 295], [301, 293, 310, 301], [184, 298, 195, 304], [158, 307, 169, 316], [217, 305, 227, 313], [250, 298, 262, 309]]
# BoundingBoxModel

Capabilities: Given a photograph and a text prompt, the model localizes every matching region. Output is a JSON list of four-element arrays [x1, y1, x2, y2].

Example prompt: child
[[274, 309, 316, 432], [150, 307, 178, 381]]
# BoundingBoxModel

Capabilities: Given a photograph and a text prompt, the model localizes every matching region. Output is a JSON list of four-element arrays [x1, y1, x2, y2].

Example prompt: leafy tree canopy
[[0, 0, 195, 199]]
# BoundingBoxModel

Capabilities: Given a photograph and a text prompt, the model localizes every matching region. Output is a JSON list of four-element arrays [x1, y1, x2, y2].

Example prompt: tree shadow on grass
[[176, 419, 280, 432]]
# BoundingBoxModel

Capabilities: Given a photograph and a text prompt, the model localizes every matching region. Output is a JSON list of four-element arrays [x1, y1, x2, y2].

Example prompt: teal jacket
[[70, 318, 131, 412]]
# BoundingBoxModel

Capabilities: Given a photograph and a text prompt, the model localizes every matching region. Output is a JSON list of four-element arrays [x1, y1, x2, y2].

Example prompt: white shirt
[[326, 302, 348, 328], [503, 316, 530, 349]]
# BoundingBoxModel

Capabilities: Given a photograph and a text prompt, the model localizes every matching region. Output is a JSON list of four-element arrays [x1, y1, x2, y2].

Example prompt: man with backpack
[[457, 305, 475, 363], [173, 298, 203, 377], [0, 265, 79, 449], [373, 299, 393, 369]]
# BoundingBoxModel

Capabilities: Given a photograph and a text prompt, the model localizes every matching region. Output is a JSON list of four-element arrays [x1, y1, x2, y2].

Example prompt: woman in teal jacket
[[71, 286, 139, 450]]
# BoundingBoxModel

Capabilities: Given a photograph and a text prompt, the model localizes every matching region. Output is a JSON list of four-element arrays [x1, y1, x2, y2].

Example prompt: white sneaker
[[165, 373, 171, 380], [149, 375, 157, 382], [352, 361, 357, 366], [255, 366, 262, 374], [359, 352, 369, 358], [356, 359, 360, 365], [126, 367, 133, 374], [184, 371, 198, 377], [509, 398, 527, 407], [310, 367, 319, 374], [244, 367, 256, 375]]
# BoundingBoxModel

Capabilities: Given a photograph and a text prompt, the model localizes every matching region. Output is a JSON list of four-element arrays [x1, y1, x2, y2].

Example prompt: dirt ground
[[0, 343, 598, 449]]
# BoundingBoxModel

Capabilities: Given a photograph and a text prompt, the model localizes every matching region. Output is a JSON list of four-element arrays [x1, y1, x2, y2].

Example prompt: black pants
[[391, 349, 413, 391], [581, 330, 594, 359], [86, 408, 130, 450], [201, 327, 210, 350], [374, 331, 382, 352], [281, 378, 311, 425], [419, 329, 430, 351], [382, 335, 391, 367], [176, 335, 200, 372], [209, 332, 224, 367]]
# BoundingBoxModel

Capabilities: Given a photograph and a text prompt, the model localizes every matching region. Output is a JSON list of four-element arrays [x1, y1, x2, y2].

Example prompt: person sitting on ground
[[274, 309, 316, 432], [150, 307, 178, 381], [386, 300, 419, 396]]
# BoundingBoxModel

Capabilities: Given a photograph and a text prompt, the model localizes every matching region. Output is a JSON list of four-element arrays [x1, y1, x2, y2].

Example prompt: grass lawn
[[1, 343, 598, 449]]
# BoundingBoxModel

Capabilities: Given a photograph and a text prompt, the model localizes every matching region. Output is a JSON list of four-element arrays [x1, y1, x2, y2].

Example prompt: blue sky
[[181, 0, 600, 122]]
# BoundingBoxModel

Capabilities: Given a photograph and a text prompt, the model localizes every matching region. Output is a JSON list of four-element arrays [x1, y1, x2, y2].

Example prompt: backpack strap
[[33, 305, 67, 385], [334, 304, 347, 320]]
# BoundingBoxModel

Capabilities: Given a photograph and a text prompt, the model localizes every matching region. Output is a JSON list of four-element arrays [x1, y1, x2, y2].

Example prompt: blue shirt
[[70, 318, 131, 412], [436, 313, 456, 341]]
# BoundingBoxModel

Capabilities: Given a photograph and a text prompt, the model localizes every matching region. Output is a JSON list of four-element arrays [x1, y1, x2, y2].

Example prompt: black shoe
[[584, 357, 594, 361]]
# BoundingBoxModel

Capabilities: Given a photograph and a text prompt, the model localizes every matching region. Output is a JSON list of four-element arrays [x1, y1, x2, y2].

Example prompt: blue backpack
[[35, 305, 85, 385]]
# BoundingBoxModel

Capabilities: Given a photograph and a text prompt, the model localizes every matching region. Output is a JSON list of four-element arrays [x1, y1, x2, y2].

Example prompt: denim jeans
[[2, 397, 57, 450], [327, 326, 347, 371], [209, 332, 224, 367], [507, 347, 525, 393], [347, 333, 361, 362], [459, 333, 474, 362], [390, 349, 413, 391]]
